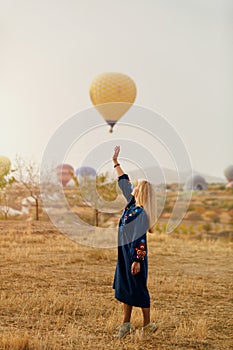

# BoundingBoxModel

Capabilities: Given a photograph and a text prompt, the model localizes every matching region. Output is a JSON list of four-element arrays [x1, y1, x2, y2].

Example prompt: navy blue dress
[[113, 174, 150, 308]]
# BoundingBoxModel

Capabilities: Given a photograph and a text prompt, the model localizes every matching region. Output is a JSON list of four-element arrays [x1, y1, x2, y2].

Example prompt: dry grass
[[0, 221, 232, 350]]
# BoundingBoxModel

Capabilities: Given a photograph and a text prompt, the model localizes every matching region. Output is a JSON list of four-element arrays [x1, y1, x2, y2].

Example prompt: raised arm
[[112, 145, 124, 177], [112, 145, 133, 202]]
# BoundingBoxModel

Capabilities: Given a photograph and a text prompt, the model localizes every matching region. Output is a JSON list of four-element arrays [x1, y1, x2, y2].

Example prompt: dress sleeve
[[130, 210, 149, 262], [132, 237, 147, 262], [118, 174, 133, 202]]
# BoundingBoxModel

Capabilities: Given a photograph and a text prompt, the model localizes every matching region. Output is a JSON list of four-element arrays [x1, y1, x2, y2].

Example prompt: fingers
[[114, 145, 120, 153], [113, 145, 120, 159], [131, 264, 140, 275]]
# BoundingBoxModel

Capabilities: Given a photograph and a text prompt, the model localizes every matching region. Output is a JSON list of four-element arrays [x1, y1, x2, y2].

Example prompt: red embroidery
[[135, 242, 146, 260]]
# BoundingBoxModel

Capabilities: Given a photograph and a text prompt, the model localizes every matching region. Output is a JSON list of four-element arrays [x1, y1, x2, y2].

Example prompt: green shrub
[[202, 223, 212, 232]]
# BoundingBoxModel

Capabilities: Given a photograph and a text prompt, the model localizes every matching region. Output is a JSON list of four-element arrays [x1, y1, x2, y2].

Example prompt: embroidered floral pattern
[[135, 239, 147, 260], [121, 207, 142, 226]]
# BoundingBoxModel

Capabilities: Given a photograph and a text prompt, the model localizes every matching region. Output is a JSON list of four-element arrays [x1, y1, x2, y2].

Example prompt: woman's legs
[[123, 303, 133, 323], [141, 307, 150, 326], [121, 304, 151, 326], [114, 304, 134, 338]]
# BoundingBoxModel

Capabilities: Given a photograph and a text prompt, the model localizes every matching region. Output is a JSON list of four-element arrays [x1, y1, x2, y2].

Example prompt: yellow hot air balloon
[[90, 72, 137, 132], [0, 156, 11, 177]]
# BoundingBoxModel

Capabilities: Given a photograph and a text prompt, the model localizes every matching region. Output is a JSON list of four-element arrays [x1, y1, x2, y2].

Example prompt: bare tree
[[0, 159, 16, 219], [72, 172, 117, 227], [0, 190, 10, 219], [15, 156, 40, 221]]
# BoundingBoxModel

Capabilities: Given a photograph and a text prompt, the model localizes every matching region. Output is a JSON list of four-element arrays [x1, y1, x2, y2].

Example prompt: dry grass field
[[0, 220, 232, 350]]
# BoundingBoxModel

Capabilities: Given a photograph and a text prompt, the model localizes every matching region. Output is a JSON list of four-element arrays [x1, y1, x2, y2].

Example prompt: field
[[0, 218, 232, 350]]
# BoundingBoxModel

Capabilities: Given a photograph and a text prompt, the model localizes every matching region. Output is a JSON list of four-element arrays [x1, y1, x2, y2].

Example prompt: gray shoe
[[142, 322, 158, 338], [113, 322, 135, 339]]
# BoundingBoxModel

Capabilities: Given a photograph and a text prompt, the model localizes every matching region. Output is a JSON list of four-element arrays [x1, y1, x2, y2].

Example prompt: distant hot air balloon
[[226, 181, 233, 189], [224, 165, 233, 189], [184, 174, 208, 191], [56, 164, 74, 186], [75, 166, 96, 182], [224, 165, 233, 182], [0, 156, 11, 177], [89, 72, 137, 132]]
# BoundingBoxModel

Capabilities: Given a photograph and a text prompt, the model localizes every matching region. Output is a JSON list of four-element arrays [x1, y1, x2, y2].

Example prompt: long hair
[[135, 180, 157, 233]]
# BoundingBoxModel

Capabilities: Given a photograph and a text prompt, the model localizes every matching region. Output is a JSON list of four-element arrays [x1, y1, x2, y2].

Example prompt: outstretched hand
[[112, 145, 124, 176], [112, 145, 120, 161]]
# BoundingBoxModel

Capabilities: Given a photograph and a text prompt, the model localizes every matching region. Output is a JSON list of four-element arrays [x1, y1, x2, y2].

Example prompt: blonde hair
[[135, 180, 157, 233]]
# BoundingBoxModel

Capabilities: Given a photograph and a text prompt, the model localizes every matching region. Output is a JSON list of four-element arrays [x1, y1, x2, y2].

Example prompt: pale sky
[[0, 0, 232, 178]]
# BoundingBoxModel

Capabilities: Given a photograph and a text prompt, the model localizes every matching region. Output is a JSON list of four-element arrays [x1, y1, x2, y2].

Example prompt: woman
[[112, 145, 157, 338]]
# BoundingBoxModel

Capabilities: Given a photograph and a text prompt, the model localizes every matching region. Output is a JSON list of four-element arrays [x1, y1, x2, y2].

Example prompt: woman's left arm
[[131, 236, 147, 262], [130, 211, 149, 275], [131, 237, 147, 275]]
